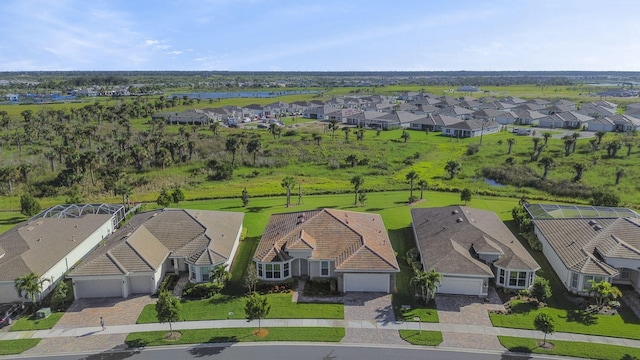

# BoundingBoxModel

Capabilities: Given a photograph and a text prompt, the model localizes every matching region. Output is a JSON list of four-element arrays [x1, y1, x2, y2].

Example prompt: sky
[[1, 0, 640, 72]]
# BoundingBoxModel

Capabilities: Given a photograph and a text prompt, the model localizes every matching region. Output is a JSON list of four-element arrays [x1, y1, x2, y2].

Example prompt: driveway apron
[[435, 288, 506, 351], [341, 292, 406, 345]]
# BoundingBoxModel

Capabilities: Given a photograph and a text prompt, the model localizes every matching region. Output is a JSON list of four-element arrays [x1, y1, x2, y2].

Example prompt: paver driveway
[[435, 288, 506, 351], [341, 292, 406, 345], [23, 295, 155, 355]]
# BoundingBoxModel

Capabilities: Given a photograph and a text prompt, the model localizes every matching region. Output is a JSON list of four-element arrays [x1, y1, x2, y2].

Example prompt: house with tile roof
[[411, 206, 540, 296], [528, 204, 640, 294], [67, 208, 244, 299], [0, 204, 125, 304], [253, 209, 400, 293]]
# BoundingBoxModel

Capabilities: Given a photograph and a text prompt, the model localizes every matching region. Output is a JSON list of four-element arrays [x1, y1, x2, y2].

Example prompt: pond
[[484, 178, 506, 187], [170, 90, 319, 99]]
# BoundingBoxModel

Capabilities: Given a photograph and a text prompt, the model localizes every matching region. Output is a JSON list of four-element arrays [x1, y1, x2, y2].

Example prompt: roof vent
[[594, 225, 603, 231], [456, 218, 464, 223], [588, 220, 597, 226], [452, 210, 459, 215]]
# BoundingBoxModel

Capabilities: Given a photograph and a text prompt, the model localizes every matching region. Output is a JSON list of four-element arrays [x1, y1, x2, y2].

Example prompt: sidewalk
[[2, 318, 640, 349]]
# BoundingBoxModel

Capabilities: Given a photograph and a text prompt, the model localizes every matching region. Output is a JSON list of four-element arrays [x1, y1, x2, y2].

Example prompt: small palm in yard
[[245, 292, 271, 336]]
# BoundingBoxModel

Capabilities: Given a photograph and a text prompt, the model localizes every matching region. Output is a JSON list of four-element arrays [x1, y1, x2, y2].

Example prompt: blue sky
[[1, 0, 639, 71]]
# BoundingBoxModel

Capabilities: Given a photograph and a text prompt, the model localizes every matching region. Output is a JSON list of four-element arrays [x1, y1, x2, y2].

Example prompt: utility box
[[36, 307, 51, 319]]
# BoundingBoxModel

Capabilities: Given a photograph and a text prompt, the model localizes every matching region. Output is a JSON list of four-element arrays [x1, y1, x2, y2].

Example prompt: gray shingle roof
[[69, 209, 244, 277], [411, 206, 539, 276]]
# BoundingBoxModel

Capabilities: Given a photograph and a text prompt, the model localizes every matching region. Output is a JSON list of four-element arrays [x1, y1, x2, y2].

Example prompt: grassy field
[[125, 327, 345, 347], [136, 292, 343, 323], [2, 84, 640, 214], [498, 336, 640, 360], [0, 339, 41, 355]]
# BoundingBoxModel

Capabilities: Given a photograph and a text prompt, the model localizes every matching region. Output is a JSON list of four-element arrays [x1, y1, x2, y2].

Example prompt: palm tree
[[532, 137, 541, 152], [345, 154, 358, 167], [356, 129, 364, 142], [410, 269, 442, 304], [209, 264, 231, 284], [246, 136, 262, 166], [562, 135, 574, 157], [572, 163, 587, 182], [595, 130, 606, 145], [506, 138, 516, 154], [210, 122, 220, 136], [542, 132, 552, 145], [268, 123, 279, 140], [539, 157, 555, 180], [312, 133, 322, 145], [342, 126, 351, 142], [281, 176, 295, 207], [615, 168, 626, 185], [15, 272, 48, 305], [350, 175, 364, 206], [444, 160, 461, 179], [329, 119, 339, 138], [405, 170, 419, 201], [225, 135, 243, 166], [417, 179, 428, 200], [401, 130, 411, 143], [571, 132, 580, 153]]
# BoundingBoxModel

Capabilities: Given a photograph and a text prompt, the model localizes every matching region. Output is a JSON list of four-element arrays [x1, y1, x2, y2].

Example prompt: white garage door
[[438, 277, 483, 296], [130, 276, 152, 294], [76, 278, 122, 299], [344, 273, 389, 293]]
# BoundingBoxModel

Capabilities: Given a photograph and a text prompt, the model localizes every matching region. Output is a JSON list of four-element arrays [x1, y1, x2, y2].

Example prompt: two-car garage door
[[75, 278, 123, 299], [437, 277, 483, 296], [343, 273, 390, 293]]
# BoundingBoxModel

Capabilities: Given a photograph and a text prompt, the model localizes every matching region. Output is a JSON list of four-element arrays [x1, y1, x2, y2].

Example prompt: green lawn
[[398, 330, 443, 346], [499, 336, 640, 360], [137, 292, 343, 323], [10, 312, 64, 331], [125, 327, 345, 347], [0, 339, 41, 355], [490, 300, 640, 340]]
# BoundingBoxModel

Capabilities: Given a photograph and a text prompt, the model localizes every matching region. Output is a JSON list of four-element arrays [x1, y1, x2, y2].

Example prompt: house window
[[320, 261, 330, 277], [265, 264, 274, 279], [202, 267, 211, 282], [170, 259, 176, 268], [620, 268, 631, 280], [508, 271, 527, 287], [571, 273, 578, 289], [284, 263, 290, 278], [498, 269, 505, 285], [257, 263, 263, 277], [273, 264, 281, 279]]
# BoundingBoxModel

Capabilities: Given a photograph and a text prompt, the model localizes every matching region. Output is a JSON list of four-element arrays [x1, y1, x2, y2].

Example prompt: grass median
[[125, 327, 345, 347], [0, 339, 41, 355], [499, 336, 640, 360], [10, 313, 64, 331], [398, 330, 443, 346]]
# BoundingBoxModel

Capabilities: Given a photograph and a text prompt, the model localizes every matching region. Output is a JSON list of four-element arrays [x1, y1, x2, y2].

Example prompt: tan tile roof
[[534, 217, 640, 276], [0, 214, 113, 281], [254, 209, 399, 273], [69, 209, 244, 277], [411, 206, 539, 276]]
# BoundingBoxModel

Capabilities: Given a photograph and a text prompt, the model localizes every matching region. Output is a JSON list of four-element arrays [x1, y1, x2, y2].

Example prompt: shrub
[[521, 232, 542, 251], [283, 129, 298, 137], [157, 274, 180, 295], [255, 279, 295, 294], [182, 282, 223, 299], [304, 278, 340, 296], [466, 143, 480, 155]]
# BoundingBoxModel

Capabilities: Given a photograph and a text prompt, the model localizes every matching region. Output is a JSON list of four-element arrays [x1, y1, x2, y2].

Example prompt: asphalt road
[[3, 343, 568, 360]]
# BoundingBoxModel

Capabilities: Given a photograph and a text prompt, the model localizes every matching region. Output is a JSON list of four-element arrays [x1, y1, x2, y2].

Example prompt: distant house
[[512, 109, 548, 126], [442, 118, 500, 138], [68, 209, 244, 299], [4, 93, 19, 102], [411, 206, 540, 296], [457, 85, 479, 92], [609, 114, 640, 132], [538, 111, 593, 129], [437, 106, 474, 120], [409, 113, 460, 132], [253, 209, 400, 293], [152, 109, 215, 126], [585, 117, 616, 132]]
